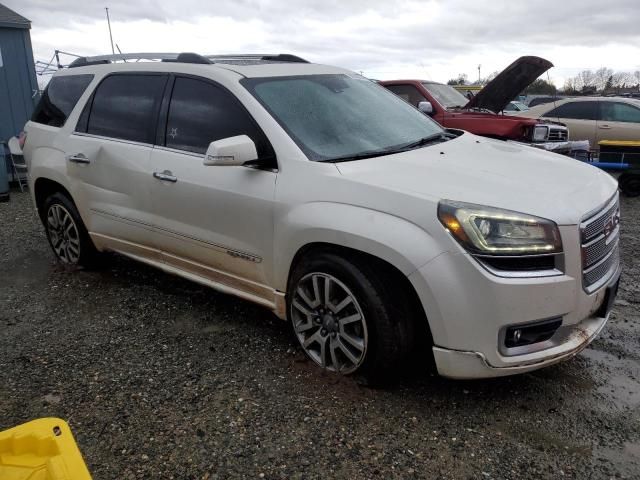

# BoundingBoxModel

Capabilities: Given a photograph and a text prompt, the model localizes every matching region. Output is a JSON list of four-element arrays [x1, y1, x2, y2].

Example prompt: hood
[[465, 56, 553, 113], [335, 133, 617, 225]]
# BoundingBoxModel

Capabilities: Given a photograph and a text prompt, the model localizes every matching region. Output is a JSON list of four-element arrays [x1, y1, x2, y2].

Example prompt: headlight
[[438, 200, 562, 255], [532, 125, 548, 142]]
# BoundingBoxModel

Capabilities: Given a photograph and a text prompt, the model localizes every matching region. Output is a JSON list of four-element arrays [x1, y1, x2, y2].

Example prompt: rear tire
[[287, 250, 416, 385], [618, 172, 640, 197], [42, 192, 101, 268]]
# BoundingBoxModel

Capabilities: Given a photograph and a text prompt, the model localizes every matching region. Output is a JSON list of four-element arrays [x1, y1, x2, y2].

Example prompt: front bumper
[[408, 224, 620, 379], [432, 309, 609, 379]]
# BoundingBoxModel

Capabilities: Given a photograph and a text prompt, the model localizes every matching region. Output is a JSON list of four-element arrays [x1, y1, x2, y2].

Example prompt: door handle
[[599, 125, 612, 129], [153, 170, 178, 182], [67, 153, 91, 164]]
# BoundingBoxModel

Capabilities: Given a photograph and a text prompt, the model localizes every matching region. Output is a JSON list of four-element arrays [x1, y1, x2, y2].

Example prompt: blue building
[[0, 3, 38, 142]]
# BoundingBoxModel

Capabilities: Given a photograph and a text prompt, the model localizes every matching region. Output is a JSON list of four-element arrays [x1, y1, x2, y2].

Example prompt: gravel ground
[[0, 189, 639, 480]]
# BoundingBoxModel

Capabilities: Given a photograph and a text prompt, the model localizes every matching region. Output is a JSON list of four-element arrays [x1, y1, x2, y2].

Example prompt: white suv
[[23, 52, 621, 382]]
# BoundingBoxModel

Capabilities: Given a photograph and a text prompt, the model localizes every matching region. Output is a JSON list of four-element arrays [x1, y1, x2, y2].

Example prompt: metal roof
[[0, 3, 31, 29]]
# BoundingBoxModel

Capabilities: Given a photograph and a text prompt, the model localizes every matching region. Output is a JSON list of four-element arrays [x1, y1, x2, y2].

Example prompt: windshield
[[422, 83, 469, 109], [242, 74, 444, 162]]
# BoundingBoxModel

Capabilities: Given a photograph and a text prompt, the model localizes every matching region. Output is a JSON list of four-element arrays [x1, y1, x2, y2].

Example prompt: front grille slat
[[580, 195, 620, 292], [581, 199, 619, 242], [548, 128, 568, 142]]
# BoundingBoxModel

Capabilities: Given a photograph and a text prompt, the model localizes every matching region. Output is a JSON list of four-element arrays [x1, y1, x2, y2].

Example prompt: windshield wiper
[[323, 149, 400, 163], [396, 132, 453, 150], [323, 133, 454, 163]]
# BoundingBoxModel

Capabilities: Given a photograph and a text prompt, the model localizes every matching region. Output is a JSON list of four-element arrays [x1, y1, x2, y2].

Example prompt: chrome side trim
[[90, 232, 281, 316], [71, 131, 153, 148]]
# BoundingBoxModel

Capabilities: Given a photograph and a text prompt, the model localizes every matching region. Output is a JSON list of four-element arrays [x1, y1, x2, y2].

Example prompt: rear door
[[597, 101, 640, 144], [540, 101, 598, 146], [149, 75, 277, 290], [65, 72, 168, 256]]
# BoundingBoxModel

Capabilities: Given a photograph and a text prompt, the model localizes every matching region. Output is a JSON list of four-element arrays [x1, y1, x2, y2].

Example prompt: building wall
[[0, 26, 38, 142]]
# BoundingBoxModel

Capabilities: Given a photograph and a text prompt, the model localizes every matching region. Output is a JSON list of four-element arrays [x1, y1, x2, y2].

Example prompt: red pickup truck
[[380, 56, 569, 148]]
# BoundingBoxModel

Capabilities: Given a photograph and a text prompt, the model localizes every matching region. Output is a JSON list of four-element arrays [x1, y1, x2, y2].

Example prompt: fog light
[[504, 317, 562, 349], [512, 329, 522, 343]]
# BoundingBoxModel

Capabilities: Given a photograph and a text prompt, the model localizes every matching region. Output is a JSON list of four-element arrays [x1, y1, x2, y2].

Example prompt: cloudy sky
[[5, 0, 640, 86]]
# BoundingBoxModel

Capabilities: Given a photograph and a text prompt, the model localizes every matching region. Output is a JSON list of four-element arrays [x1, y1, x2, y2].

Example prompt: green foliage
[[522, 78, 557, 95]]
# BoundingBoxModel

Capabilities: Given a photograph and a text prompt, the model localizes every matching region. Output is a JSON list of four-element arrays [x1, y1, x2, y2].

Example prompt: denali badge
[[603, 209, 620, 244]]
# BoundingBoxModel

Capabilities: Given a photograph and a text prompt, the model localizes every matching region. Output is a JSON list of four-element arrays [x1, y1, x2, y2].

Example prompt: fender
[[29, 146, 92, 226], [273, 202, 446, 291]]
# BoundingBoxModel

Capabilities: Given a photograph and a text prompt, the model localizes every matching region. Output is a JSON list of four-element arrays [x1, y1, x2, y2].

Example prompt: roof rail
[[206, 54, 310, 64], [68, 52, 211, 68], [67, 52, 310, 68]]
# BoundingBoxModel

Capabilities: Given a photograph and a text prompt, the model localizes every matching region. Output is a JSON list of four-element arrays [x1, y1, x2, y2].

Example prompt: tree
[[594, 67, 614, 90], [478, 71, 499, 86], [523, 78, 557, 95], [447, 73, 468, 85], [562, 78, 579, 94]]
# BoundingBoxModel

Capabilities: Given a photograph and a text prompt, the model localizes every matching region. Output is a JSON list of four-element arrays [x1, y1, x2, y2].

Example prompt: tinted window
[[545, 101, 597, 120], [599, 102, 640, 123], [31, 74, 93, 127], [166, 77, 267, 155], [87, 74, 167, 143], [384, 84, 427, 107]]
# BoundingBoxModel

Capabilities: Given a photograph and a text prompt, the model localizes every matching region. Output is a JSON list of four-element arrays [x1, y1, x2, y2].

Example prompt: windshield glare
[[243, 74, 444, 161], [422, 83, 469, 109]]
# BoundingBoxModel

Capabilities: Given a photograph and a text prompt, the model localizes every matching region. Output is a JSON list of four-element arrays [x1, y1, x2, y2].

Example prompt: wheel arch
[[33, 177, 76, 223], [285, 242, 436, 366]]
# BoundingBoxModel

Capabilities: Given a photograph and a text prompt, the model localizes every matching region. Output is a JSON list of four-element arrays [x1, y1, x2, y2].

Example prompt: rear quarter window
[[31, 74, 94, 127]]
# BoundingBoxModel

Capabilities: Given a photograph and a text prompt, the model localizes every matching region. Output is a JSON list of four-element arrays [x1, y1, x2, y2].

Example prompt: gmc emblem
[[603, 209, 620, 244]]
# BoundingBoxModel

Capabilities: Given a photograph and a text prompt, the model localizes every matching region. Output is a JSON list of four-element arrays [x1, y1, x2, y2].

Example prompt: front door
[[149, 76, 277, 294]]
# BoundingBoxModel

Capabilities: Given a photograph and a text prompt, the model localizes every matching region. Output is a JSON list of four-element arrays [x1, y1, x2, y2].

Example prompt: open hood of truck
[[465, 56, 553, 113]]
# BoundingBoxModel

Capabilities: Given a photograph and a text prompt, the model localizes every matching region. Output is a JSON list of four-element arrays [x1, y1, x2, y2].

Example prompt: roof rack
[[206, 54, 309, 64], [68, 52, 309, 68]]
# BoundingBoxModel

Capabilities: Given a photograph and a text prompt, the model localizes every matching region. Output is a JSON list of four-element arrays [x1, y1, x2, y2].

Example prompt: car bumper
[[408, 227, 620, 379], [432, 309, 609, 379]]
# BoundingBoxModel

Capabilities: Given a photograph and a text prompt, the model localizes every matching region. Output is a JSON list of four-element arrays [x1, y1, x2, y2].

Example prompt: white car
[[23, 52, 621, 382]]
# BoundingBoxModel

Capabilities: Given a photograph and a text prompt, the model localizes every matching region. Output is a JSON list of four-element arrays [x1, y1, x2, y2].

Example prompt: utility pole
[[478, 64, 481, 84], [105, 7, 115, 54]]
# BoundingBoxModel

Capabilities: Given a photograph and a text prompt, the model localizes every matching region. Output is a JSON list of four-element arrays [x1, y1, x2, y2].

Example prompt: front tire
[[43, 192, 100, 267], [288, 251, 415, 384]]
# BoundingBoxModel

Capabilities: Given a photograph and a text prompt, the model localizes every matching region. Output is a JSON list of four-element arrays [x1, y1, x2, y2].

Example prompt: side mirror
[[203, 135, 258, 166], [418, 101, 434, 115]]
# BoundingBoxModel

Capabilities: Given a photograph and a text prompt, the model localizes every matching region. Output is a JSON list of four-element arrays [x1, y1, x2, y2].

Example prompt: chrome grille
[[548, 128, 568, 142], [581, 199, 619, 242], [580, 195, 620, 293], [584, 243, 619, 287]]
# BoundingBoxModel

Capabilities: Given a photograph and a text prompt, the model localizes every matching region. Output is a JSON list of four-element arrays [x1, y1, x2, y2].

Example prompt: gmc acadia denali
[[23, 52, 621, 382]]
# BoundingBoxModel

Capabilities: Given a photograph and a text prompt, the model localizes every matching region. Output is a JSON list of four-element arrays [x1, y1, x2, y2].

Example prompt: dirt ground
[[1, 189, 638, 480]]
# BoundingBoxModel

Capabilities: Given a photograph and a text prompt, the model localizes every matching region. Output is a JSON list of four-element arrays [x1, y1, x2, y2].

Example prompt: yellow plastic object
[[599, 140, 640, 147], [0, 418, 92, 480]]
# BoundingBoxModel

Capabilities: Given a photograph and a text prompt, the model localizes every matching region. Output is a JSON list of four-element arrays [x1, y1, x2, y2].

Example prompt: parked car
[[515, 96, 640, 150], [380, 56, 570, 149], [23, 52, 620, 382], [527, 96, 563, 108], [503, 101, 529, 112]]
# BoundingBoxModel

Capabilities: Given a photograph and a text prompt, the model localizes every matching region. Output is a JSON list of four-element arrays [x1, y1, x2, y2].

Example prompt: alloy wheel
[[291, 272, 368, 374], [46, 204, 81, 264]]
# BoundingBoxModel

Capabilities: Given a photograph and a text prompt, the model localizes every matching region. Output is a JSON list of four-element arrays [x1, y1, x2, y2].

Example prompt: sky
[[5, 0, 640, 87]]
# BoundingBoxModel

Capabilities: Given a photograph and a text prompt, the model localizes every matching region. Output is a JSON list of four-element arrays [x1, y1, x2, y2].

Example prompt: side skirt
[[90, 232, 287, 320]]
